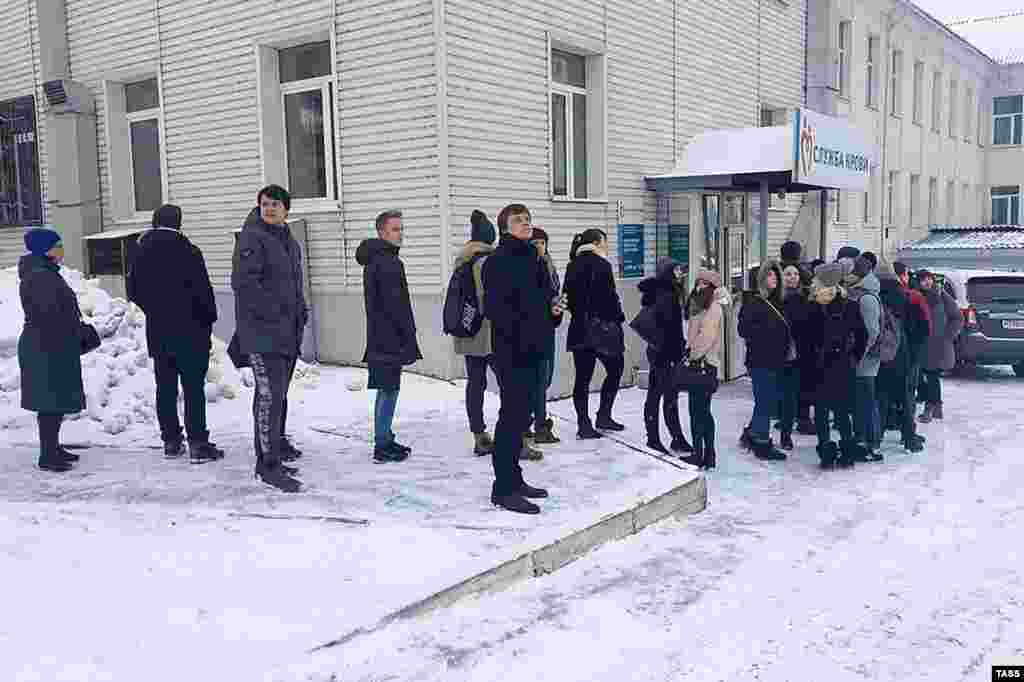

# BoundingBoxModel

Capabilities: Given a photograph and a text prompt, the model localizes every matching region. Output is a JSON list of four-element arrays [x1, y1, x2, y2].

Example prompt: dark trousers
[[749, 367, 781, 439], [779, 364, 801, 435], [249, 353, 297, 460], [688, 388, 715, 449], [815, 399, 853, 445], [153, 350, 211, 444], [37, 412, 63, 454], [853, 376, 879, 446], [644, 361, 684, 442], [903, 360, 922, 440], [493, 355, 540, 496], [532, 334, 556, 430], [876, 371, 903, 435], [922, 369, 942, 404], [572, 350, 625, 425], [465, 354, 499, 434]]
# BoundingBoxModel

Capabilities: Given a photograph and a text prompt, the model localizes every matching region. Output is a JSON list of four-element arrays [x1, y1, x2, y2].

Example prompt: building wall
[[987, 63, 1024, 216]]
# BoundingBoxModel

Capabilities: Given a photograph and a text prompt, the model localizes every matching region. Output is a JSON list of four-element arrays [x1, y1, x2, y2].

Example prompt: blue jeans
[[749, 367, 781, 440], [854, 377, 879, 447], [374, 388, 400, 448]]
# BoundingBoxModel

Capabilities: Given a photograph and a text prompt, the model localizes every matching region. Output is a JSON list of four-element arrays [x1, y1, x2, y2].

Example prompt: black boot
[[796, 417, 816, 435], [58, 446, 80, 462], [779, 431, 794, 451], [817, 441, 839, 469], [703, 418, 717, 469], [491, 492, 540, 514], [37, 414, 71, 472], [189, 440, 225, 464], [517, 482, 549, 499], [595, 414, 625, 431], [577, 417, 603, 440], [164, 439, 186, 458], [837, 440, 861, 467], [703, 442, 717, 470], [644, 413, 667, 453], [669, 434, 694, 453], [646, 439, 669, 454], [255, 454, 301, 492], [739, 426, 755, 451], [279, 437, 303, 462], [752, 437, 787, 461], [680, 439, 704, 468]]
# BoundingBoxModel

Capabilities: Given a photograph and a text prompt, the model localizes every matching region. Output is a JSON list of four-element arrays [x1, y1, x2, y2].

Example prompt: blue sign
[[668, 224, 689, 265], [618, 224, 644, 278]]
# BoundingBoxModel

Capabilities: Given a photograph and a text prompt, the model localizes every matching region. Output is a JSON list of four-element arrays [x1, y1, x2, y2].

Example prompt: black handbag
[[227, 332, 250, 369], [672, 359, 719, 393], [585, 316, 625, 357], [79, 321, 101, 355]]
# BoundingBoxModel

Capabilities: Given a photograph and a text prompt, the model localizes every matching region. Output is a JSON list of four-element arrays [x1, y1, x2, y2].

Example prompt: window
[[947, 180, 956, 223], [949, 81, 958, 138], [836, 21, 851, 97], [993, 95, 1023, 145], [887, 171, 897, 226], [0, 95, 43, 227], [962, 183, 971, 222], [890, 49, 903, 115], [912, 61, 924, 123], [550, 45, 607, 200], [256, 38, 337, 205], [932, 71, 942, 132], [909, 174, 920, 227], [964, 86, 973, 141], [833, 190, 845, 223], [928, 177, 937, 225], [103, 75, 169, 220], [992, 186, 1021, 225], [866, 37, 880, 108]]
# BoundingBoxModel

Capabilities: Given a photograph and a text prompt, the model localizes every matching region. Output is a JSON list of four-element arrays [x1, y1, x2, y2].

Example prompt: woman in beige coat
[[683, 269, 728, 469]]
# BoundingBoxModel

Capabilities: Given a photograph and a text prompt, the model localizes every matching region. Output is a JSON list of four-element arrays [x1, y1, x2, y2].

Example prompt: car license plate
[[1002, 320, 1024, 330]]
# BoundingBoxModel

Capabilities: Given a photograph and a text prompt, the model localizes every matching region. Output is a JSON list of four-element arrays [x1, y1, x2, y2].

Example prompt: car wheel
[[1014, 363, 1024, 378]]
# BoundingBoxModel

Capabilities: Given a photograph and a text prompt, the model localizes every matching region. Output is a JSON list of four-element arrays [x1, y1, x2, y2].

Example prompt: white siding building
[[0, 0, 1019, 385]]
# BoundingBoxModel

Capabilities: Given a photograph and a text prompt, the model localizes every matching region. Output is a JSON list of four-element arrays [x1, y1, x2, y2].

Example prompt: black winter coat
[[127, 228, 217, 358], [356, 238, 422, 367], [18, 255, 86, 414], [231, 210, 309, 356], [563, 250, 625, 353], [804, 295, 868, 403], [738, 292, 792, 370], [483, 234, 556, 361], [783, 289, 815, 366], [636, 271, 685, 365]]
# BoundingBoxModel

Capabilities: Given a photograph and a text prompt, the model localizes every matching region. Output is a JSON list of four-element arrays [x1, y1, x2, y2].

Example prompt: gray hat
[[813, 262, 845, 288]]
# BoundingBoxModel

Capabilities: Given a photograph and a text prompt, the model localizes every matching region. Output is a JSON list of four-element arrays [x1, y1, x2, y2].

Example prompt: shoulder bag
[[583, 264, 625, 357]]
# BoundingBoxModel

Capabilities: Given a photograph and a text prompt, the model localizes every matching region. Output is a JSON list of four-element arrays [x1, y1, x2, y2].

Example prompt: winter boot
[[595, 414, 626, 432], [858, 442, 884, 462], [739, 426, 755, 451], [796, 417, 816, 435], [37, 415, 71, 472], [373, 443, 409, 463], [646, 438, 670, 455], [255, 456, 301, 493], [520, 442, 544, 461], [517, 482, 549, 499], [669, 434, 694, 454], [58, 446, 80, 462], [38, 452, 72, 472], [918, 403, 935, 423], [752, 437, 787, 461], [491, 492, 540, 515], [189, 440, 224, 464], [473, 432, 495, 456], [703, 442, 717, 470], [679, 436, 704, 468], [931, 402, 943, 420], [644, 413, 665, 453], [533, 422, 560, 444], [279, 437, 303, 462], [816, 442, 839, 469], [391, 441, 412, 455], [779, 431, 795, 451], [837, 440, 861, 468], [164, 439, 186, 458], [903, 437, 924, 453], [577, 418, 604, 440]]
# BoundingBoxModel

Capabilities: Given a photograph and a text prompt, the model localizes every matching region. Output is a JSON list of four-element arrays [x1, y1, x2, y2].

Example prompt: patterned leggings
[[249, 353, 296, 460]]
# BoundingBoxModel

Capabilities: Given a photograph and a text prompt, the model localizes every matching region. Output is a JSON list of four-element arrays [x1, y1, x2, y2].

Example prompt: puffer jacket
[[636, 259, 685, 365], [738, 260, 791, 370], [804, 288, 868, 403], [356, 237, 422, 367], [847, 272, 882, 377], [452, 241, 495, 358]]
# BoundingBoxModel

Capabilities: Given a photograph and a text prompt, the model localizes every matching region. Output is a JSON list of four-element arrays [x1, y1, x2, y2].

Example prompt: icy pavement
[[0, 366, 697, 682], [278, 367, 1024, 682]]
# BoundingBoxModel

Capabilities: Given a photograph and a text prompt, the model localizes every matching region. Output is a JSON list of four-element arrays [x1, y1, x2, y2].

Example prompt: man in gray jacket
[[844, 255, 883, 462], [231, 184, 308, 492]]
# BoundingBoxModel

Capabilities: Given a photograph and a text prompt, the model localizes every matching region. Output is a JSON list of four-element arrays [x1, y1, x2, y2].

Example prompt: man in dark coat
[[483, 203, 563, 515], [231, 185, 309, 492], [127, 204, 222, 462], [18, 227, 85, 472], [356, 210, 422, 463]]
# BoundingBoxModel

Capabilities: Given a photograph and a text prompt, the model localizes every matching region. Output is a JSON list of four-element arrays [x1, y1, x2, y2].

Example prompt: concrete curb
[[311, 473, 707, 653]]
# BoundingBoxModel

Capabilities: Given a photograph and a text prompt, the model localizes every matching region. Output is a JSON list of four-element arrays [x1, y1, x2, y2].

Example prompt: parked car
[[915, 268, 1024, 376]]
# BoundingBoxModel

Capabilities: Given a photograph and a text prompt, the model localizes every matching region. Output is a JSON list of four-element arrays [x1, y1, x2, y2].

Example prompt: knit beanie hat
[[893, 261, 910, 277], [470, 210, 496, 245], [780, 240, 802, 264], [152, 204, 182, 230], [836, 245, 861, 261], [861, 251, 878, 271], [813, 262, 845, 288], [24, 227, 61, 256]]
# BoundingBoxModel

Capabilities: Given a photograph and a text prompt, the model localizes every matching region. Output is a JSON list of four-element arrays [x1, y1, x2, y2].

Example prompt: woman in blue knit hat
[[18, 226, 87, 472]]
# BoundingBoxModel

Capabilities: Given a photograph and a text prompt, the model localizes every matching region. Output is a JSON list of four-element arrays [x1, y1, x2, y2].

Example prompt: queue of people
[[15, 190, 958, 509]]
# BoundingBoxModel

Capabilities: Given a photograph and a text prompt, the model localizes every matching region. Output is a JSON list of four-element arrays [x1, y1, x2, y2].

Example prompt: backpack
[[442, 255, 487, 338], [848, 289, 901, 363]]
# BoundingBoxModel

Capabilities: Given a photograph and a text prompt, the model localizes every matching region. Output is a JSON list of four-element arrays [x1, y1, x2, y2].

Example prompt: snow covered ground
[[278, 368, 1024, 682]]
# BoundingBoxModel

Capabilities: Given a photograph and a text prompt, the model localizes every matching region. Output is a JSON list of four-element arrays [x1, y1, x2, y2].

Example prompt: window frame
[[928, 177, 937, 226], [946, 179, 956, 223], [866, 36, 880, 109], [964, 86, 974, 142], [912, 60, 924, 124], [833, 190, 846, 224], [931, 71, 942, 133], [102, 71, 170, 223], [948, 80, 958, 139], [890, 49, 903, 116], [0, 94, 44, 228], [547, 35, 608, 204], [992, 95, 1024, 146], [991, 186, 1021, 225], [909, 174, 920, 229], [279, 73, 337, 204], [887, 170, 897, 227], [836, 21, 851, 98]]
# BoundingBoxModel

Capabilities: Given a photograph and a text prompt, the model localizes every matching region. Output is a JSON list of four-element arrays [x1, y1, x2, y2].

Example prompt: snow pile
[[0, 265, 244, 435]]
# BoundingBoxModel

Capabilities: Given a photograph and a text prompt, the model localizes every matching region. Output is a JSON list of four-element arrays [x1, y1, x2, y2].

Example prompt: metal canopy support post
[[819, 190, 828, 260], [759, 181, 769, 265]]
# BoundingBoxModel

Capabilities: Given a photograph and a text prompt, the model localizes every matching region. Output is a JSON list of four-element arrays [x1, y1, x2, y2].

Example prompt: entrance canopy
[[645, 108, 873, 194]]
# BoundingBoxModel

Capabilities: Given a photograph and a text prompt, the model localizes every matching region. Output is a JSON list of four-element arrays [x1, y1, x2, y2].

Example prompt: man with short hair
[[128, 204, 224, 463], [356, 210, 421, 462], [483, 204, 563, 514], [232, 185, 309, 492]]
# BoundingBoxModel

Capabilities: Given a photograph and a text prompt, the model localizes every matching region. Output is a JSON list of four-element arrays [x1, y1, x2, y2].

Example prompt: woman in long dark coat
[[18, 227, 87, 472], [564, 229, 626, 439], [778, 263, 813, 451]]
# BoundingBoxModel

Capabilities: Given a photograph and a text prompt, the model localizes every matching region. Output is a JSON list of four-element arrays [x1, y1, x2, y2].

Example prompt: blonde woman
[[683, 269, 729, 469]]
